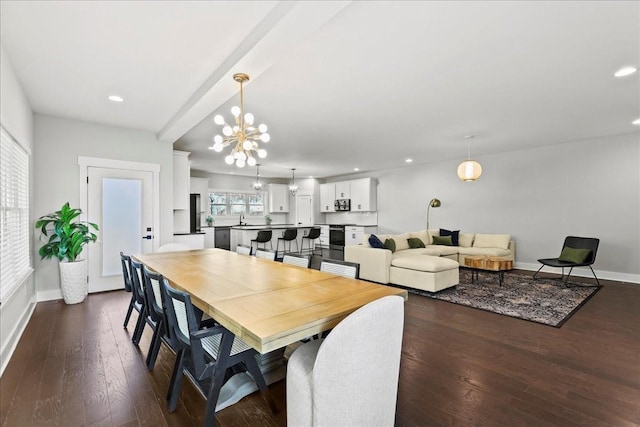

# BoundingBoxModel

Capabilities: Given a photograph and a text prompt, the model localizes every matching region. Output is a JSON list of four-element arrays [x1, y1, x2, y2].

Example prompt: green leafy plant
[[35, 202, 99, 262], [206, 215, 214, 225]]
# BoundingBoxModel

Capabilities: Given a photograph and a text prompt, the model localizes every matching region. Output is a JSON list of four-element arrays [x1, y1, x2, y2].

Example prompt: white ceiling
[[1, 1, 638, 179]]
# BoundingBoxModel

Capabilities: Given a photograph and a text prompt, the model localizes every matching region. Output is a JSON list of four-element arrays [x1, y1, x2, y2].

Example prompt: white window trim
[[208, 189, 267, 219]]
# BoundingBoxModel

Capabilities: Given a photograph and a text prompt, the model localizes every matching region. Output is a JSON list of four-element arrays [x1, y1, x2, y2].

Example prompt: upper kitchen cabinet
[[335, 181, 351, 199], [268, 183, 289, 213], [319, 183, 336, 212], [350, 178, 377, 212], [173, 151, 190, 210]]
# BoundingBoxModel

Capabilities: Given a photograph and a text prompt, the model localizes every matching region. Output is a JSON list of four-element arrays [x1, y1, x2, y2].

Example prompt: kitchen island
[[230, 225, 315, 255]]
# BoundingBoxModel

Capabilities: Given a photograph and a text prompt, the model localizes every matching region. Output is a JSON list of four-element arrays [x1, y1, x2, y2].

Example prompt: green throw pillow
[[558, 247, 591, 264], [384, 238, 396, 253], [407, 237, 425, 249], [432, 235, 453, 246]]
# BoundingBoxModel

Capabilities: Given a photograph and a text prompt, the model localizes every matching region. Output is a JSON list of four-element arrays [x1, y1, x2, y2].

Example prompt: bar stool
[[276, 228, 298, 258], [300, 227, 321, 255], [250, 230, 272, 255]]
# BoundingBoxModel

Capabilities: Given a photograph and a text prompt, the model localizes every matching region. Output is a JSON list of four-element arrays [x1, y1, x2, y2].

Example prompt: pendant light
[[289, 168, 298, 196], [457, 135, 482, 181], [252, 164, 263, 192]]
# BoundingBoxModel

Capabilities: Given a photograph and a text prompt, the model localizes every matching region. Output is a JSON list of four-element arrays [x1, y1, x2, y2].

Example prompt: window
[[208, 191, 265, 217], [0, 126, 31, 303]]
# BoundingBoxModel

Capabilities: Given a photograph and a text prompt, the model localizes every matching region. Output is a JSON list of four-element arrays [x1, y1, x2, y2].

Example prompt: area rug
[[412, 269, 601, 327]]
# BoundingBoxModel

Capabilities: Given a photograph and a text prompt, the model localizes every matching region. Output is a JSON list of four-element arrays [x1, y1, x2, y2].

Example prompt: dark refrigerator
[[190, 193, 201, 233]]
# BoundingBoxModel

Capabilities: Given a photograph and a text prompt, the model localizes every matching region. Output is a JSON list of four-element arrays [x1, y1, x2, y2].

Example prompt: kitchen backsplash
[[325, 212, 377, 226]]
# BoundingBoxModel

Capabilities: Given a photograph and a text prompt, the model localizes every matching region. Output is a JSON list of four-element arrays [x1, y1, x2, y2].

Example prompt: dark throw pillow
[[407, 237, 425, 249], [439, 228, 460, 246], [369, 234, 385, 249], [432, 235, 453, 246], [558, 247, 591, 264], [384, 238, 396, 253]]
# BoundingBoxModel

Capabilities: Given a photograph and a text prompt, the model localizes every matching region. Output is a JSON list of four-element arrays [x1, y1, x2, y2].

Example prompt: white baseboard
[[37, 288, 63, 302], [0, 295, 36, 377], [514, 262, 640, 284]]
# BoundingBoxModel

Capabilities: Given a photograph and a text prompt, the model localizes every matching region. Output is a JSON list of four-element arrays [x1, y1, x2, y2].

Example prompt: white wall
[[0, 43, 36, 375], [337, 133, 640, 282], [33, 115, 174, 296]]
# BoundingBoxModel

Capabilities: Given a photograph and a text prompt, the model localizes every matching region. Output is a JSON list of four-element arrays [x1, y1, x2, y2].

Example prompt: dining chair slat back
[[256, 249, 277, 260], [283, 254, 311, 268], [320, 259, 360, 279]]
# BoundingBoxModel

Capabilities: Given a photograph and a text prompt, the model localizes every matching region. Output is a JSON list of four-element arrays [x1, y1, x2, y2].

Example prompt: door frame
[[78, 156, 161, 253], [294, 191, 314, 226]]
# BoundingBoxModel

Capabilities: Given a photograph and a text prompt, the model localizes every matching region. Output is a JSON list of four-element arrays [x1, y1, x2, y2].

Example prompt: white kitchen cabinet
[[345, 225, 377, 246], [203, 227, 215, 248], [268, 184, 290, 213], [335, 181, 351, 199], [350, 178, 377, 212], [319, 225, 330, 246], [319, 183, 336, 212], [173, 151, 190, 210]]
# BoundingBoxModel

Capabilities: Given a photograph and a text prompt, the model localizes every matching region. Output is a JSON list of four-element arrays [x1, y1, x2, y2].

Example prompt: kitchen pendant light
[[209, 73, 270, 168], [289, 168, 298, 196], [457, 135, 482, 181], [252, 164, 263, 192]]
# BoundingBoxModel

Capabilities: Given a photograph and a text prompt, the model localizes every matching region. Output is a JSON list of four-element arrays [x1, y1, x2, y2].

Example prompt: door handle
[[142, 235, 152, 240]]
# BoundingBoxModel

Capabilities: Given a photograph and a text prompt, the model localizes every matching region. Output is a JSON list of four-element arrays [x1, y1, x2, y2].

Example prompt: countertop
[[173, 231, 205, 235], [230, 224, 310, 231]]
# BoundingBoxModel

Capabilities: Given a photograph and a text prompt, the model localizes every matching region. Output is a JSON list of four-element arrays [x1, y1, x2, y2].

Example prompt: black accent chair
[[250, 230, 273, 255], [120, 252, 138, 328], [301, 227, 321, 255], [276, 228, 298, 258], [533, 236, 600, 286], [162, 279, 277, 425]]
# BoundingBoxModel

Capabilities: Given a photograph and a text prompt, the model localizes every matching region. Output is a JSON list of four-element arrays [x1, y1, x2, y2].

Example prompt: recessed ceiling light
[[353, 168, 360, 171], [108, 95, 124, 102], [614, 66, 637, 77], [633, 118, 640, 126], [405, 158, 413, 163]]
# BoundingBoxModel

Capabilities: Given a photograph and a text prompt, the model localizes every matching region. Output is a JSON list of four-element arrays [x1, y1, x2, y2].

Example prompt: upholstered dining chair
[[533, 236, 600, 286], [129, 258, 149, 345], [236, 244, 252, 255], [255, 249, 277, 260], [283, 254, 311, 268], [287, 295, 405, 427], [162, 279, 277, 425], [320, 258, 360, 279], [120, 252, 137, 328]]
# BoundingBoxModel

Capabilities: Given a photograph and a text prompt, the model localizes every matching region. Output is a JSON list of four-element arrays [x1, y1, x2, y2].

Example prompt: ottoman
[[389, 255, 459, 293]]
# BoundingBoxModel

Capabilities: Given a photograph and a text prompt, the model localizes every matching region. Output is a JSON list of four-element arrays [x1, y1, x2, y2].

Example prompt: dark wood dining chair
[[129, 258, 149, 345], [120, 252, 137, 328]]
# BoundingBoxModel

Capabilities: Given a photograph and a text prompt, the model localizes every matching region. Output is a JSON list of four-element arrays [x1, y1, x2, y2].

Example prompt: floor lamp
[[426, 198, 441, 230]]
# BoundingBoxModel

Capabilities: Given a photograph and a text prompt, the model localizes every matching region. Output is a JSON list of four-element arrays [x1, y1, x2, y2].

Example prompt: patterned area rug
[[412, 269, 601, 327]]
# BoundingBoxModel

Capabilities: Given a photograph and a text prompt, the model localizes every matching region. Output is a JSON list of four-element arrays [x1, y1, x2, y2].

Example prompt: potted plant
[[35, 202, 99, 304], [264, 214, 272, 226], [206, 215, 214, 226]]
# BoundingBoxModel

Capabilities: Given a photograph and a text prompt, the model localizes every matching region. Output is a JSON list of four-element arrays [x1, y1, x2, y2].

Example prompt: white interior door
[[295, 194, 313, 226], [87, 167, 154, 293]]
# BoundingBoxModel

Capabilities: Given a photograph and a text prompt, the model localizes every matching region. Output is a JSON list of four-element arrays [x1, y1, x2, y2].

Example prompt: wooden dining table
[[133, 248, 407, 354]]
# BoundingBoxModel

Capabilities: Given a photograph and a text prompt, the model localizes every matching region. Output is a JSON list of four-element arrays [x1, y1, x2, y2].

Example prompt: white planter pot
[[59, 259, 88, 304]]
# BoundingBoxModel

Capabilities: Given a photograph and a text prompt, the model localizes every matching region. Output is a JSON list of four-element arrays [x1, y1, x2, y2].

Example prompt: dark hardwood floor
[[1, 271, 639, 426]]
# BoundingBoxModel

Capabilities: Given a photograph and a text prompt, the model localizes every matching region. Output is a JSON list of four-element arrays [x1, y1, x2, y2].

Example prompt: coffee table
[[464, 255, 513, 286]]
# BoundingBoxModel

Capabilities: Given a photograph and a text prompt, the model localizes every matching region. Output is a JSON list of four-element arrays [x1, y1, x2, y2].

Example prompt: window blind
[[0, 126, 31, 303]]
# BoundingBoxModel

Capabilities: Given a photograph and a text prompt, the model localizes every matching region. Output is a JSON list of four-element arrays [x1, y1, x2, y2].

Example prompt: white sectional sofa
[[345, 230, 515, 293]]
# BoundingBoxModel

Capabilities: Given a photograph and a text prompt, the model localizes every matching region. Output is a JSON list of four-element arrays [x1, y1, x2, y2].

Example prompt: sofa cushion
[[391, 248, 433, 259], [368, 234, 385, 249], [391, 255, 459, 273], [432, 235, 453, 246], [391, 233, 411, 251], [558, 247, 591, 264], [409, 230, 430, 246], [429, 245, 460, 257], [439, 229, 460, 246], [458, 233, 475, 248], [384, 238, 396, 253], [473, 234, 511, 249], [458, 247, 512, 257], [363, 233, 390, 247], [407, 237, 425, 249]]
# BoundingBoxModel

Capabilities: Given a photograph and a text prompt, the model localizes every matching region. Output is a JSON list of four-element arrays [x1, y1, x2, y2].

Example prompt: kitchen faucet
[[239, 214, 245, 226]]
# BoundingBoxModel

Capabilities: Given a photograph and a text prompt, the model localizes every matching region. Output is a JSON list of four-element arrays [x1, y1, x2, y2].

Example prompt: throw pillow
[[384, 238, 396, 253], [368, 234, 385, 249], [432, 235, 453, 246], [407, 237, 425, 248], [439, 228, 460, 246], [558, 247, 591, 264]]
